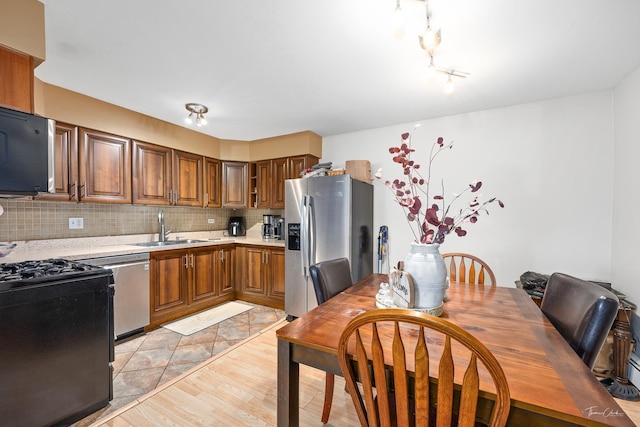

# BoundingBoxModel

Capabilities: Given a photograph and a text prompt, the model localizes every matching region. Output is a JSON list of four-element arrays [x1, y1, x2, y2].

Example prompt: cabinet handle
[[220, 250, 224, 262], [184, 254, 189, 268], [174, 190, 178, 205], [169, 190, 173, 205], [78, 181, 86, 200], [265, 251, 269, 264], [190, 253, 194, 268], [204, 193, 208, 208], [70, 181, 77, 199]]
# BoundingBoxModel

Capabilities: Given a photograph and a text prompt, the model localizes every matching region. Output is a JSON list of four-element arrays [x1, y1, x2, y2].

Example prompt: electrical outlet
[[207, 218, 215, 224], [69, 218, 84, 229]]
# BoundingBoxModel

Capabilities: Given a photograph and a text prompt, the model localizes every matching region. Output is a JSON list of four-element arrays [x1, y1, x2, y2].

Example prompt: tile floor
[[74, 302, 286, 426]]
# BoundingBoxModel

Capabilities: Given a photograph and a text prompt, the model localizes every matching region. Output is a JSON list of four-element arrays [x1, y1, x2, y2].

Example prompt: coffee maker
[[228, 216, 246, 236], [261, 214, 280, 239]]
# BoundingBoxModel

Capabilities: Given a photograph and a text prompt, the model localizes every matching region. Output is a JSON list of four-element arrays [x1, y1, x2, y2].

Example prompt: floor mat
[[162, 301, 253, 335]]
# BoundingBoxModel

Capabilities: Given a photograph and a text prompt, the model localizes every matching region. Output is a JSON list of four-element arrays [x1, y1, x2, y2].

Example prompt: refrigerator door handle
[[301, 195, 310, 278], [308, 195, 316, 268]]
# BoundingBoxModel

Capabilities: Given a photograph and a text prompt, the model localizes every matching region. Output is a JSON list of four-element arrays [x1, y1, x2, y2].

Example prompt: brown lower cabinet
[[235, 245, 285, 309], [149, 245, 235, 329]]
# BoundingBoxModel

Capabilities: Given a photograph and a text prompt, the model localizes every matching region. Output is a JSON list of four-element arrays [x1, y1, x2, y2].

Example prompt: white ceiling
[[35, 0, 640, 141]]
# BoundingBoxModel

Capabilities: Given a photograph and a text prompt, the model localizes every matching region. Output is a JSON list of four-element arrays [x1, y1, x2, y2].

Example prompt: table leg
[[277, 339, 299, 427]]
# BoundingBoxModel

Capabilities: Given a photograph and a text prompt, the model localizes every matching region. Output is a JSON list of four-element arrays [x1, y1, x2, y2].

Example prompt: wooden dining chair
[[338, 308, 511, 427], [442, 252, 496, 286], [309, 257, 354, 424]]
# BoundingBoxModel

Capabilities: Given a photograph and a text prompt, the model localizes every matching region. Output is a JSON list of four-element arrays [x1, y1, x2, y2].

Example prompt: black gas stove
[[0, 258, 108, 290], [0, 257, 115, 426]]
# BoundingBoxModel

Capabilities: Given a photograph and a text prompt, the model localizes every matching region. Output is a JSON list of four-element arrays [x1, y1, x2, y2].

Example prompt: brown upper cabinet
[[132, 140, 203, 207], [0, 46, 34, 113], [37, 122, 79, 201], [288, 154, 319, 180], [222, 161, 248, 208], [79, 128, 132, 203], [204, 157, 222, 208], [250, 155, 318, 209], [39, 125, 131, 203]]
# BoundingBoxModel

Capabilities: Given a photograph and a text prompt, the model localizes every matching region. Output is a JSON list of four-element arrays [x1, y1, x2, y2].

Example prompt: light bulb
[[195, 116, 203, 127], [199, 115, 207, 126], [185, 113, 193, 124], [444, 75, 454, 94], [420, 26, 441, 53]]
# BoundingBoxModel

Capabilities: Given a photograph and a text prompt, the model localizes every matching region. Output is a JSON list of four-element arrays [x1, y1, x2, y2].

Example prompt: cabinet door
[[267, 248, 286, 301], [37, 122, 78, 201], [217, 246, 235, 296], [288, 155, 319, 179], [173, 150, 203, 207], [132, 140, 172, 205], [222, 161, 248, 208], [189, 247, 216, 303], [204, 158, 222, 208], [271, 158, 287, 209], [256, 160, 271, 209], [78, 128, 131, 203], [150, 250, 188, 317], [243, 246, 267, 295], [0, 46, 33, 113]]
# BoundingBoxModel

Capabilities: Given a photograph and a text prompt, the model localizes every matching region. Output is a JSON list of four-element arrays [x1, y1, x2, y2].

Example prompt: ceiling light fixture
[[185, 103, 208, 127], [418, 1, 440, 54], [439, 69, 469, 95], [392, 0, 404, 28]]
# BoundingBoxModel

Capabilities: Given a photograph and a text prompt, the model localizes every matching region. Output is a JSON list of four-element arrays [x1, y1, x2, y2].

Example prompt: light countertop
[[0, 230, 285, 264]]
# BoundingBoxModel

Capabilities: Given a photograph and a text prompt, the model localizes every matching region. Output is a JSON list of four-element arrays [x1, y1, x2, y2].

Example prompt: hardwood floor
[[91, 319, 640, 427]]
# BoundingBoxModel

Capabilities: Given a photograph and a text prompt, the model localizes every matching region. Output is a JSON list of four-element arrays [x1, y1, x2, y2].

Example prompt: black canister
[[228, 216, 246, 236]]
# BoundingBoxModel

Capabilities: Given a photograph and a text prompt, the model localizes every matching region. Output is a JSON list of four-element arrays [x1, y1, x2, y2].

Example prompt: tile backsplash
[[0, 199, 282, 242]]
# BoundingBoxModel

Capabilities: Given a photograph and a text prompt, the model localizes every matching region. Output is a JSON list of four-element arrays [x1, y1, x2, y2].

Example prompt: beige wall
[[34, 79, 322, 161], [0, 0, 45, 64]]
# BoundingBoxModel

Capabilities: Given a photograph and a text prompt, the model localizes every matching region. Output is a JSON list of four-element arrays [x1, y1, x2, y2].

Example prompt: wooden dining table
[[276, 274, 635, 427]]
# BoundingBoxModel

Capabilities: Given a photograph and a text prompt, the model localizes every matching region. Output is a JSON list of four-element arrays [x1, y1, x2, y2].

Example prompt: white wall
[[323, 92, 614, 288], [612, 66, 640, 305]]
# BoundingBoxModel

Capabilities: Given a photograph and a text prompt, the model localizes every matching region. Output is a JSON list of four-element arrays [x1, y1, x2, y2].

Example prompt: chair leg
[[321, 372, 335, 424]]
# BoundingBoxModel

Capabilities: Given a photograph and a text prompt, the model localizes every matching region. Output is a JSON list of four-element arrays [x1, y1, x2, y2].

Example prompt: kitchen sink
[[133, 239, 207, 247]]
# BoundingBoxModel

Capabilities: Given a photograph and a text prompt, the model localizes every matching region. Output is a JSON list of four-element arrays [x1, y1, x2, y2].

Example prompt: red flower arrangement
[[375, 132, 504, 244]]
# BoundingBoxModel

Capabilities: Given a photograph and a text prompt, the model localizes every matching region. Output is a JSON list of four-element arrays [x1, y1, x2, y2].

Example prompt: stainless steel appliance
[[262, 214, 280, 239], [0, 258, 114, 426], [228, 216, 246, 236], [83, 253, 150, 339], [0, 106, 55, 196], [285, 175, 373, 318], [275, 217, 285, 240]]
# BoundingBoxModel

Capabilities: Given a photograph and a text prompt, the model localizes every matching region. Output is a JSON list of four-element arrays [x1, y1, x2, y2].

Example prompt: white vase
[[403, 243, 448, 309]]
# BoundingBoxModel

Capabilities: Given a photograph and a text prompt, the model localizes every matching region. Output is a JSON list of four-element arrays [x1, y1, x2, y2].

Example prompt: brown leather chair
[[541, 272, 619, 370], [338, 308, 511, 427], [442, 252, 496, 285], [309, 257, 353, 424]]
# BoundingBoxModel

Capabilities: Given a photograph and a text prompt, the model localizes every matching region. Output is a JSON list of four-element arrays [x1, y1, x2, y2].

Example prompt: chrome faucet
[[158, 210, 171, 242]]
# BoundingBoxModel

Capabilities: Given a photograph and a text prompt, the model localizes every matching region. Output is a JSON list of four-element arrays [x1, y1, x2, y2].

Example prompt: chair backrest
[[337, 308, 511, 427], [541, 272, 619, 370], [309, 258, 353, 304], [442, 252, 496, 286]]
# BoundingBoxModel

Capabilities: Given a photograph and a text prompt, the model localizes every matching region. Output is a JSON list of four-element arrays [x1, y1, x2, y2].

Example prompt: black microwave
[[0, 106, 55, 196]]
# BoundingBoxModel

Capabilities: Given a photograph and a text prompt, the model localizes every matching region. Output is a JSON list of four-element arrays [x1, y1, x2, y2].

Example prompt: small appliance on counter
[[228, 216, 246, 236], [261, 214, 280, 239], [276, 217, 285, 240]]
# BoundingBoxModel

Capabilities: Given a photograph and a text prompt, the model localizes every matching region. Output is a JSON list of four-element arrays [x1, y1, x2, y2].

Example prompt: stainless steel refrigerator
[[285, 175, 373, 318]]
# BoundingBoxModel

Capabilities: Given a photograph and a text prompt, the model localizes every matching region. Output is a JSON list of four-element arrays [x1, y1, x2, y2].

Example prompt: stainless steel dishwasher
[[83, 253, 150, 340]]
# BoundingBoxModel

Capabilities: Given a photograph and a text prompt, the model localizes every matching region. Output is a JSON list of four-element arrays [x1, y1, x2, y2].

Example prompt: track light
[[185, 103, 208, 127], [444, 74, 454, 94]]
